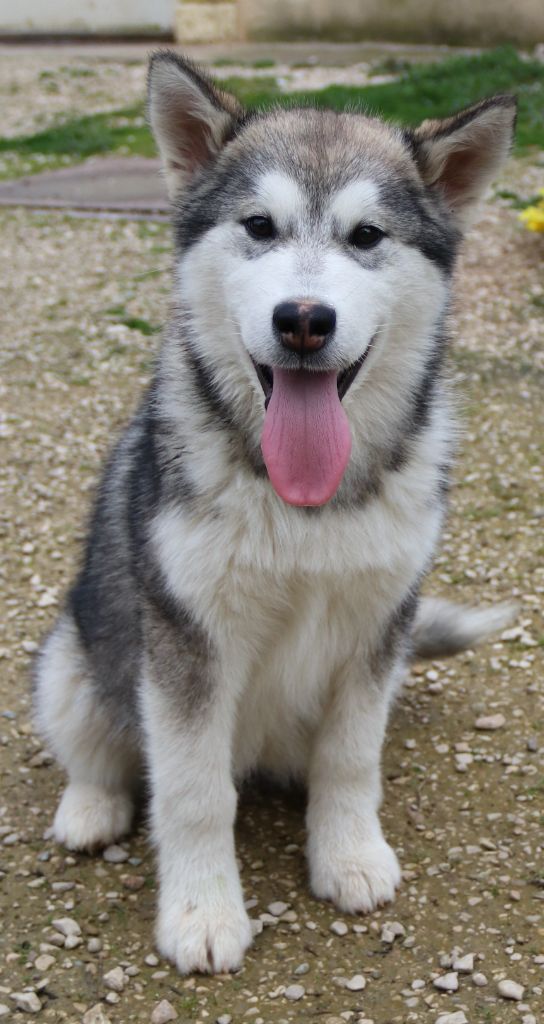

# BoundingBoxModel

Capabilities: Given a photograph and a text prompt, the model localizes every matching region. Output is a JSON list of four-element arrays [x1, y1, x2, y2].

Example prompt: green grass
[[0, 104, 154, 179], [1, 47, 542, 179]]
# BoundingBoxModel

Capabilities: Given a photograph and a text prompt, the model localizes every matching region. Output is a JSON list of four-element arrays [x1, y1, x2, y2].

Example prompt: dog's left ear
[[148, 51, 242, 199], [411, 95, 517, 228]]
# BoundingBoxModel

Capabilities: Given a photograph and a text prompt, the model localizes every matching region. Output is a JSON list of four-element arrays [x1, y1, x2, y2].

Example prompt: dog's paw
[[53, 783, 133, 851], [156, 894, 253, 975], [310, 837, 401, 914]]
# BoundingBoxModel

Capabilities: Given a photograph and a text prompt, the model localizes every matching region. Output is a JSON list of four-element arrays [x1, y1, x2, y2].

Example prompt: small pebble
[[34, 953, 55, 971], [330, 920, 348, 936], [472, 972, 488, 986], [103, 966, 125, 992], [51, 916, 81, 938], [0, 1007, 9, 1018], [475, 713, 506, 730], [10, 991, 42, 1013], [497, 979, 524, 1000], [268, 901, 289, 916], [121, 874, 146, 891], [144, 954, 159, 967], [284, 985, 305, 1001], [433, 972, 459, 992], [381, 920, 406, 943], [217, 1017, 232, 1024], [346, 974, 366, 992], [82, 1006, 112, 1024], [87, 937, 102, 953], [150, 1000, 178, 1024], [452, 953, 474, 973], [435, 1013, 468, 1024], [294, 963, 310, 975], [103, 845, 129, 863]]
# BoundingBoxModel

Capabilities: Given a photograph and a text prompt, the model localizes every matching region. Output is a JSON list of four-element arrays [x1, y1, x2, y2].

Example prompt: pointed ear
[[147, 51, 243, 199], [411, 95, 517, 228]]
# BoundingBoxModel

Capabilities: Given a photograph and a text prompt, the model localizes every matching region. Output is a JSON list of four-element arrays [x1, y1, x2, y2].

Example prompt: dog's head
[[148, 53, 515, 507]]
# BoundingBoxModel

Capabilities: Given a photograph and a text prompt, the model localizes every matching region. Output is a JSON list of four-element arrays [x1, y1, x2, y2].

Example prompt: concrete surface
[[0, 158, 168, 214]]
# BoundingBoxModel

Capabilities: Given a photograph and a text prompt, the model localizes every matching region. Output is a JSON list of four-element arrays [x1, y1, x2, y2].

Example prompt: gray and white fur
[[34, 52, 517, 974]]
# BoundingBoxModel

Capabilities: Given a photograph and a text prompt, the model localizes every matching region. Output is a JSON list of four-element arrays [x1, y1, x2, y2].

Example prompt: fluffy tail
[[412, 597, 518, 660]]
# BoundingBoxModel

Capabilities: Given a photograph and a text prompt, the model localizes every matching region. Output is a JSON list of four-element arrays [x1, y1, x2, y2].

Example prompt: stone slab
[[0, 157, 168, 214]]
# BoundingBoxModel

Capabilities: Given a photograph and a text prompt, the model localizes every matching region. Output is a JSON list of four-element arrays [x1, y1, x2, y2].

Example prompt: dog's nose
[[273, 301, 336, 355]]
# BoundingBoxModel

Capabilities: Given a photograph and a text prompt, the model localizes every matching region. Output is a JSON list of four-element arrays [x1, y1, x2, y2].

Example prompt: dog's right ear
[[148, 51, 242, 199]]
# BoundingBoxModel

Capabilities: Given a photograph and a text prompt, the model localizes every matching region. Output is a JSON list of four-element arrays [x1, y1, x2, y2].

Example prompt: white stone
[[452, 953, 474, 973], [498, 979, 524, 1000], [87, 938, 102, 953], [381, 920, 406, 943], [284, 985, 305, 1001], [475, 713, 506, 731], [294, 963, 310, 975], [346, 974, 366, 991], [433, 972, 459, 992], [51, 916, 81, 937], [65, 935, 82, 949], [103, 844, 129, 863], [144, 954, 159, 966], [472, 972, 488, 986], [268, 901, 289, 916], [10, 991, 41, 1013], [330, 920, 348, 936], [0, 1006, 10, 1018], [82, 1005, 112, 1024], [151, 1000, 178, 1024], [435, 1013, 468, 1024], [34, 954, 55, 972], [103, 966, 125, 993], [217, 1016, 232, 1024]]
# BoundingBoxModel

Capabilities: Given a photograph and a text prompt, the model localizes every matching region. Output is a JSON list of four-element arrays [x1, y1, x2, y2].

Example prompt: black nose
[[273, 301, 336, 355]]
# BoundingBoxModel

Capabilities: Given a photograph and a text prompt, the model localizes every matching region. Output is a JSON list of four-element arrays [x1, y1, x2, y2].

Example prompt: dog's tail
[[412, 597, 518, 660]]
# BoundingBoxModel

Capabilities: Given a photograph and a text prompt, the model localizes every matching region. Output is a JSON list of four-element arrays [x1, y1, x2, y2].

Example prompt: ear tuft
[[147, 51, 242, 199], [411, 95, 517, 229]]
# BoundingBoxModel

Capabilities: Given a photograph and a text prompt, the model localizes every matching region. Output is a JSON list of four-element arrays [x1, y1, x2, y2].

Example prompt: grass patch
[[288, 46, 544, 150], [119, 316, 160, 335], [0, 104, 154, 179], [1, 47, 542, 179]]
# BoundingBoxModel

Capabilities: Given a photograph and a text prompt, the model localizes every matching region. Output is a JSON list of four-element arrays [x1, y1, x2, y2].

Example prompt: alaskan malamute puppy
[[35, 53, 516, 974]]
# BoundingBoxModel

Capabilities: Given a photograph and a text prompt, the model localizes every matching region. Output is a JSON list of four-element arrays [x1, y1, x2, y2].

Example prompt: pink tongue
[[261, 368, 352, 507]]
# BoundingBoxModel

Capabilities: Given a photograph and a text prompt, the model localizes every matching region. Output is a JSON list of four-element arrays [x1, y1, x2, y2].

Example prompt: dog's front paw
[[156, 893, 253, 975], [310, 837, 401, 914], [54, 783, 133, 851]]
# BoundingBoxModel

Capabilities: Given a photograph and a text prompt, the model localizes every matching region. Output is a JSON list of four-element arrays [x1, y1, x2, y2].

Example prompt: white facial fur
[[176, 169, 448, 406]]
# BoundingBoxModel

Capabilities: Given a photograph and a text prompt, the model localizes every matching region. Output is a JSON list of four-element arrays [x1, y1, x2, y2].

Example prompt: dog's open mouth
[[252, 345, 371, 410], [253, 341, 374, 508]]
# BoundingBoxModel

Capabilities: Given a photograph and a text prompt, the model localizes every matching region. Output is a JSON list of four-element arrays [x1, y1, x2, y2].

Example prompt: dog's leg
[[307, 657, 403, 914], [34, 614, 138, 850], [141, 608, 252, 975]]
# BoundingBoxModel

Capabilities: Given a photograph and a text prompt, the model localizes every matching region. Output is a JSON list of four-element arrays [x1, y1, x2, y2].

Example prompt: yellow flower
[[519, 194, 544, 232]]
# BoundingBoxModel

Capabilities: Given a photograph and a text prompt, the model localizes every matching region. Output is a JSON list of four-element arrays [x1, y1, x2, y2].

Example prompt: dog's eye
[[243, 216, 275, 240], [349, 224, 385, 250]]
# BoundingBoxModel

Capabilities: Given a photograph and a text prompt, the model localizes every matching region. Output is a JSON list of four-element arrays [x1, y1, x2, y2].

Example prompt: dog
[[34, 52, 517, 975]]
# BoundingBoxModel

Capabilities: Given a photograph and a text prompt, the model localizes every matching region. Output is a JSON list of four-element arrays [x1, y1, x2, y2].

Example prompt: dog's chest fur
[[150, 448, 444, 778]]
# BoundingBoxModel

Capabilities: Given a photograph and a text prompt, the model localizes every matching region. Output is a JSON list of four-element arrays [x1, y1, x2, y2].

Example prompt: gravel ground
[[1, 49, 544, 1024]]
